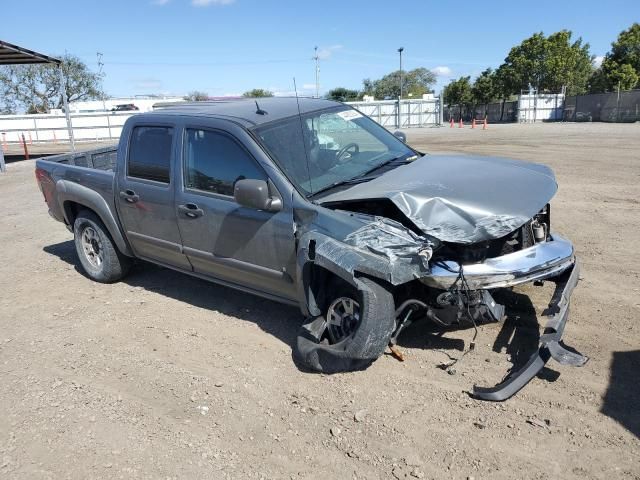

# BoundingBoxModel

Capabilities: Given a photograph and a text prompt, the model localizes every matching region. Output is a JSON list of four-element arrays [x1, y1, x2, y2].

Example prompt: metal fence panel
[[347, 99, 440, 128], [564, 90, 640, 122]]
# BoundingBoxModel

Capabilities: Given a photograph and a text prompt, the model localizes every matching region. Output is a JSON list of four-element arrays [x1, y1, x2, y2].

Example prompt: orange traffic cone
[[483, 117, 488, 130], [450, 117, 454, 128], [458, 118, 463, 128], [471, 118, 476, 129]]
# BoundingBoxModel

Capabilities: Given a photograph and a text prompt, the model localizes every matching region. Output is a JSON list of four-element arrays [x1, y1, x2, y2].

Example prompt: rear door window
[[184, 128, 266, 196], [128, 126, 173, 183]]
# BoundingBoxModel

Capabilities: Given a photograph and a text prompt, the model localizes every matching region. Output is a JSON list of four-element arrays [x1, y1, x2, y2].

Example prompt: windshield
[[253, 106, 415, 196]]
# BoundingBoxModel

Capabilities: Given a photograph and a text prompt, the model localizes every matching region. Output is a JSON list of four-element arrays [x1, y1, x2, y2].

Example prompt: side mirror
[[234, 179, 282, 212], [393, 130, 407, 143]]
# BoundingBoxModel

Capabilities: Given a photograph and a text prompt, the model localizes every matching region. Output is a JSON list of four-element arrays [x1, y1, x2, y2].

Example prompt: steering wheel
[[336, 143, 359, 163]]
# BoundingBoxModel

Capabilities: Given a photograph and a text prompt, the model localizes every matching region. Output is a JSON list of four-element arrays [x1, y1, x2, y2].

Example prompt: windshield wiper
[[309, 155, 416, 198], [344, 155, 415, 183]]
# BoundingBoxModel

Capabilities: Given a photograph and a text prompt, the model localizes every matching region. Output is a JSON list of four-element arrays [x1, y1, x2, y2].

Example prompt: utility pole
[[313, 46, 320, 99], [397, 47, 404, 128], [398, 47, 404, 99], [97, 52, 106, 112]]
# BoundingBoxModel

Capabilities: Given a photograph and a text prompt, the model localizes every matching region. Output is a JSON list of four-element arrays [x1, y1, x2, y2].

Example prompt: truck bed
[[43, 145, 118, 171]]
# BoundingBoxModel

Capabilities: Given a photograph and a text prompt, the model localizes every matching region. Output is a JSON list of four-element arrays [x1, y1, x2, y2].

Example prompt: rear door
[[174, 122, 297, 300], [115, 122, 191, 270]]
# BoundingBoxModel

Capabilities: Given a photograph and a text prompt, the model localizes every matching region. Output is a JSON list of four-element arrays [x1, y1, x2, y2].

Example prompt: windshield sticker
[[336, 110, 363, 121]]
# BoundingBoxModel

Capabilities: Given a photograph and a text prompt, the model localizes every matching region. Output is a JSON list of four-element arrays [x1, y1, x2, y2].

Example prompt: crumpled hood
[[319, 154, 557, 244]]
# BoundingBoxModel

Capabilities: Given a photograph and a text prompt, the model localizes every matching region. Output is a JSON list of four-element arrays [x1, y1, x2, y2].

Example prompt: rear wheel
[[295, 277, 395, 373], [73, 210, 131, 283]]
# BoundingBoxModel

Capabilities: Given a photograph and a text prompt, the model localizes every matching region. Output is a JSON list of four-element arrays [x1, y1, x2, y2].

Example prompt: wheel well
[[305, 264, 396, 315], [63, 200, 84, 227]]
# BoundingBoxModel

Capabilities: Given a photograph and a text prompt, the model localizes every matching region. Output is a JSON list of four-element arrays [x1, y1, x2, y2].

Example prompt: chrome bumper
[[422, 233, 575, 290]]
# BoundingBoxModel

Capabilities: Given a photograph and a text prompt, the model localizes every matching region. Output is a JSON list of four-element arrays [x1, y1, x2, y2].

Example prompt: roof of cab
[[148, 97, 342, 127]]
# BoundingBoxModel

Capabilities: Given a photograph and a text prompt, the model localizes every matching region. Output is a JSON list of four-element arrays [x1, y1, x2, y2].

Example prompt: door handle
[[119, 190, 139, 203], [178, 203, 204, 218]]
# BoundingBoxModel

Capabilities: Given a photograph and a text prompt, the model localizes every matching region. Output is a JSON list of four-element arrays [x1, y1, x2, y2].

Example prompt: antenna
[[293, 77, 313, 195], [254, 100, 267, 115]]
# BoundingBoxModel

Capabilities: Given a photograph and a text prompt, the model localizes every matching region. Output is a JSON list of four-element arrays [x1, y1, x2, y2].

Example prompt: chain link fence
[[445, 90, 640, 124], [564, 90, 640, 122], [444, 101, 518, 123]]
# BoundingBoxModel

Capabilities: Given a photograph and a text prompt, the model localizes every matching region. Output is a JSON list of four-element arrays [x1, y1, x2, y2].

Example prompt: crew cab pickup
[[35, 98, 587, 400]]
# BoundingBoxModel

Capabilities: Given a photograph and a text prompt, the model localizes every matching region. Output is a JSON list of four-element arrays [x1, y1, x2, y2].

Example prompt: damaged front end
[[293, 155, 586, 401], [293, 202, 587, 401]]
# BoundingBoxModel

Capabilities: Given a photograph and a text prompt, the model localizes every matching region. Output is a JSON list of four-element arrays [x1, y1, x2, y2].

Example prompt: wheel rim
[[326, 296, 361, 343], [81, 226, 104, 268]]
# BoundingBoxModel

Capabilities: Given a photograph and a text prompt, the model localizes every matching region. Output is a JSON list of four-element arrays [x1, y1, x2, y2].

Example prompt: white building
[[57, 96, 186, 114]]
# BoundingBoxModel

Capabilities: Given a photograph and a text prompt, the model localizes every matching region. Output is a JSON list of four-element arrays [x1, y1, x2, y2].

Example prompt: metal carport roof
[[0, 40, 62, 65], [0, 40, 75, 172]]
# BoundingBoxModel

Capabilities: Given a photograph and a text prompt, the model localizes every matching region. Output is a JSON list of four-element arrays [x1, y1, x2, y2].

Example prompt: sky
[[3, 0, 639, 99]]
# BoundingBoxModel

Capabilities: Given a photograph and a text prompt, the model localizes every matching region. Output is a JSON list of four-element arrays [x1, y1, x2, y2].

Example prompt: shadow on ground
[[43, 240, 303, 349], [44, 239, 559, 386], [601, 350, 640, 438], [395, 287, 559, 385]]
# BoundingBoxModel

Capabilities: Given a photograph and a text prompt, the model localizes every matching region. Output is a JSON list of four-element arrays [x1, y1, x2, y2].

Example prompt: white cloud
[[431, 66, 452, 77], [593, 55, 604, 68], [192, 0, 235, 6], [151, 0, 170, 5], [317, 45, 343, 60], [302, 83, 316, 90]]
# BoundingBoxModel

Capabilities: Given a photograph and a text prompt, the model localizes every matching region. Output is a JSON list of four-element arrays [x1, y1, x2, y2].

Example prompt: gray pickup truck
[[35, 98, 587, 400]]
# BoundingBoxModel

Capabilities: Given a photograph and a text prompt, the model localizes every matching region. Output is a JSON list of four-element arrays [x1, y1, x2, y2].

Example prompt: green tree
[[184, 90, 209, 101], [326, 87, 359, 102], [362, 67, 436, 99], [609, 23, 640, 76], [590, 23, 640, 92], [443, 76, 473, 107], [604, 61, 639, 91], [471, 68, 498, 106], [0, 54, 103, 113], [242, 89, 273, 98], [498, 30, 593, 95]]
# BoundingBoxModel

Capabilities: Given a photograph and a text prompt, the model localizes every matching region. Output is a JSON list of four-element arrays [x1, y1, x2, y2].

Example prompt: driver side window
[[184, 129, 267, 197]]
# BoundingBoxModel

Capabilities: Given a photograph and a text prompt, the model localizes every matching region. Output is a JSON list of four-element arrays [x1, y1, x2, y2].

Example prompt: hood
[[319, 154, 557, 244]]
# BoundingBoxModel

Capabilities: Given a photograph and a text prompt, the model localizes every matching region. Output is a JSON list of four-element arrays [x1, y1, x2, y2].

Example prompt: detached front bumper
[[422, 233, 575, 290], [416, 233, 587, 401], [472, 258, 588, 401]]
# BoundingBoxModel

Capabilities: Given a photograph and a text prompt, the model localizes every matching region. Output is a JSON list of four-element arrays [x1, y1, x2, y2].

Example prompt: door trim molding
[[183, 246, 291, 283]]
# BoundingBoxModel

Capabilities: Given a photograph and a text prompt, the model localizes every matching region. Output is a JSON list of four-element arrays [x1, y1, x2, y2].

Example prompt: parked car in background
[[111, 103, 139, 112]]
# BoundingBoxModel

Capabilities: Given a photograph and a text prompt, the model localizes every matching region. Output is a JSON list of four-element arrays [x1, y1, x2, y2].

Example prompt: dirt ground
[[0, 122, 638, 479]]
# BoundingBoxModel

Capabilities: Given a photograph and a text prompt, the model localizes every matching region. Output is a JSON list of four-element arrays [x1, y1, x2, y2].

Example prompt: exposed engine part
[[390, 299, 427, 345], [532, 220, 547, 243], [431, 290, 505, 326]]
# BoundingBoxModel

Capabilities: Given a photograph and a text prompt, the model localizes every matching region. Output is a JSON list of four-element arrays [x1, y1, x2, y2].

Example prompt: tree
[[184, 90, 209, 101], [471, 68, 498, 106], [590, 23, 640, 92], [443, 76, 472, 107], [604, 61, 639, 91], [326, 87, 359, 102], [242, 89, 273, 98], [362, 67, 436, 99], [608, 23, 640, 77], [498, 30, 593, 95], [0, 54, 103, 114]]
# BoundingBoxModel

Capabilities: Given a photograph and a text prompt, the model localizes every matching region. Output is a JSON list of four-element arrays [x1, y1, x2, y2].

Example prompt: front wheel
[[73, 210, 131, 283], [295, 277, 395, 373]]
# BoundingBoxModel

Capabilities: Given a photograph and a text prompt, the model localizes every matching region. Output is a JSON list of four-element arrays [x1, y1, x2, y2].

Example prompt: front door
[[116, 124, 191, 270], [175, 126, 296, 300]]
